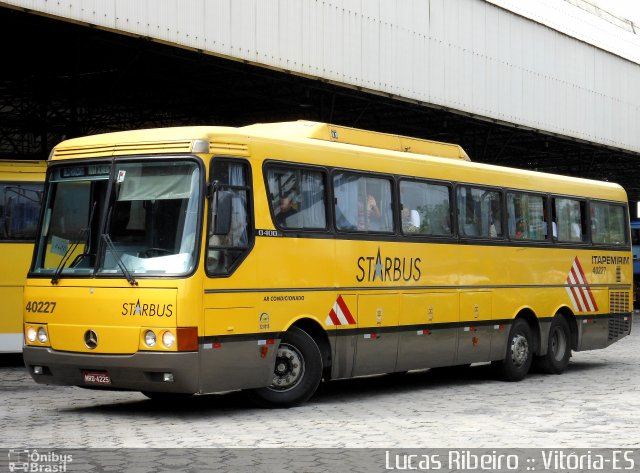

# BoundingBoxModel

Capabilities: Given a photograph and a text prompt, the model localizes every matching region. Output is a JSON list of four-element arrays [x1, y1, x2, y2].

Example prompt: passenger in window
[[489, 221, 498, 238], [362, 194, 381, 230], [367, 195, 381, 220], [571, 221, 582, 240], [515, 219, 527, 239], [489, 208, 501, 238], [590, 207, 601, 241], [401, 207, 420, 233], [543, 208, 557, 239], [463, 214, 480, 236], [275, 195, 297, 227]]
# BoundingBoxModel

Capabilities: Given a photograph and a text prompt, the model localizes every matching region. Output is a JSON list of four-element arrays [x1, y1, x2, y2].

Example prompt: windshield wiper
[[101, 234, 138, 286], [50, 229, 87, 285], [51, 202, 97, 285]]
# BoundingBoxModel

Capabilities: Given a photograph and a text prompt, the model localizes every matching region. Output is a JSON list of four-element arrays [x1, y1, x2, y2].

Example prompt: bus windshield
[[32, 159, 201, 278]]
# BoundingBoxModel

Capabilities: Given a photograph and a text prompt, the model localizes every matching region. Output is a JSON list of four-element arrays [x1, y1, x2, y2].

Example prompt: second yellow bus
[[0, 160, 45, 353]]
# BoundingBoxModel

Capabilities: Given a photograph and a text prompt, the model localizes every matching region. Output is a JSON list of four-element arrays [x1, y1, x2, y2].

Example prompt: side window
[[333, 173, 393, 233], [506, 192, 548, 241], [457, 186, 502, 238], [266, 165, 327, 230], [207, 160, 252, 275], [399, 180, 451, 236], [554, 198, 587, 243], [0, 183, 43, 241], [591, 202, 627, 245]]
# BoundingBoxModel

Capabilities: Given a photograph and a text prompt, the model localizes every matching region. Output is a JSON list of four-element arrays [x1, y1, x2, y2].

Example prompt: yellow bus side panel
[[0, 286, 23, 334], [0, 242, 33, 349], [203, 236, 629, 332]]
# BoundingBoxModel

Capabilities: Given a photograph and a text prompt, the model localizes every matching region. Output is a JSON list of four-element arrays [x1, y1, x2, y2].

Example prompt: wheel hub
[[511, 334, 529, 367], [269, 343, 305, 392]]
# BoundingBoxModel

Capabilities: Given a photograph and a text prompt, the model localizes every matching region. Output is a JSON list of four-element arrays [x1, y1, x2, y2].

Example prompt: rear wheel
[[248, 327, 323, 408], [495, 318, 533, 381], [534, 315, 571, 374]]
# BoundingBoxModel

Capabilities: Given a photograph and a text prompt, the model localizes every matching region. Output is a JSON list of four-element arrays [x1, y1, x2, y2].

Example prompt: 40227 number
[[25, 301, 57, 314]]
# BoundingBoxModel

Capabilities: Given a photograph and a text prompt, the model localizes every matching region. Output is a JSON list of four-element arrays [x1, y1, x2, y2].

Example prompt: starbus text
[[356, 253, 422, 283]]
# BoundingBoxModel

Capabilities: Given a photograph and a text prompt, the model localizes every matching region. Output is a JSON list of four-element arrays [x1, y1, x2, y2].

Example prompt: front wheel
[[494, 318, 533, 382], [534, 315, 571, 374], [248, 327, 323, 408]]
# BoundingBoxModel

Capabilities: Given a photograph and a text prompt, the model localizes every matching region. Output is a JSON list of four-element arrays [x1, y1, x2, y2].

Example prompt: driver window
[[207, 160, 252, 275]]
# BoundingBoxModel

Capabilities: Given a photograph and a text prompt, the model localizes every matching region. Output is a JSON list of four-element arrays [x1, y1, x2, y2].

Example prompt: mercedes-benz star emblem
[[84, 330, 98, 349]]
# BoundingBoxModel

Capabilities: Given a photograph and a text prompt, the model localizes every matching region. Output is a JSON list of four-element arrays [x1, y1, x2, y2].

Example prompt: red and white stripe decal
[[325, 295, 356, 326], [565, 257, 599, 313]]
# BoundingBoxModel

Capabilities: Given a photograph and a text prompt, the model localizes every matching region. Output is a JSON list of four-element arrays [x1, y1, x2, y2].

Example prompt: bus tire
[[534, 315, 571, 374], [495, 318, 533, 382], [249, 327, 323, 408]]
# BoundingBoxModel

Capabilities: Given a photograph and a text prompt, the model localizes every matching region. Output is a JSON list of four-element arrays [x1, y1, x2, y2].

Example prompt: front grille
[[608, 316, 631, 341], [609, 291, 630, 314]]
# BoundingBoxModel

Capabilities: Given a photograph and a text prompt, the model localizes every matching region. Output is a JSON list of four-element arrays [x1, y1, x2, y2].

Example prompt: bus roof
[[0, 160, 47, 180], [49, 121, 627, 202], [244, 121, 470, 160], [50, 121, 469, 161]]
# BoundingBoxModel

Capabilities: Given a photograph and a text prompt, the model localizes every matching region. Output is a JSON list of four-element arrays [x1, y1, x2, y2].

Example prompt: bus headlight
[[144, 330, 157, 347], [37, 327, 48, 343], [162, 331, 175, 349], [26, 326, 37, 343]]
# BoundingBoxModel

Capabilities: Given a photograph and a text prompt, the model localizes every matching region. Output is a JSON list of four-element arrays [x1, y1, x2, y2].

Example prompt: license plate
[[82, 371, 111, 385]]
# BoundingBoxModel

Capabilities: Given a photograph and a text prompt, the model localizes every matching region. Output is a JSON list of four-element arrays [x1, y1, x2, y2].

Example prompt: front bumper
[[23, 346, 200, 394]]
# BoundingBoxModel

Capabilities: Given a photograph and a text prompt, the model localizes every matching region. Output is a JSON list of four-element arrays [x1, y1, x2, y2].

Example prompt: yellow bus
[[23, 122, 632, 406], [0, 160, 45, 353]]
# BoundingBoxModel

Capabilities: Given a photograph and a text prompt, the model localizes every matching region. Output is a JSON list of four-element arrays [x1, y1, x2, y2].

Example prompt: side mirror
[[212, 190, 232, 235]]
